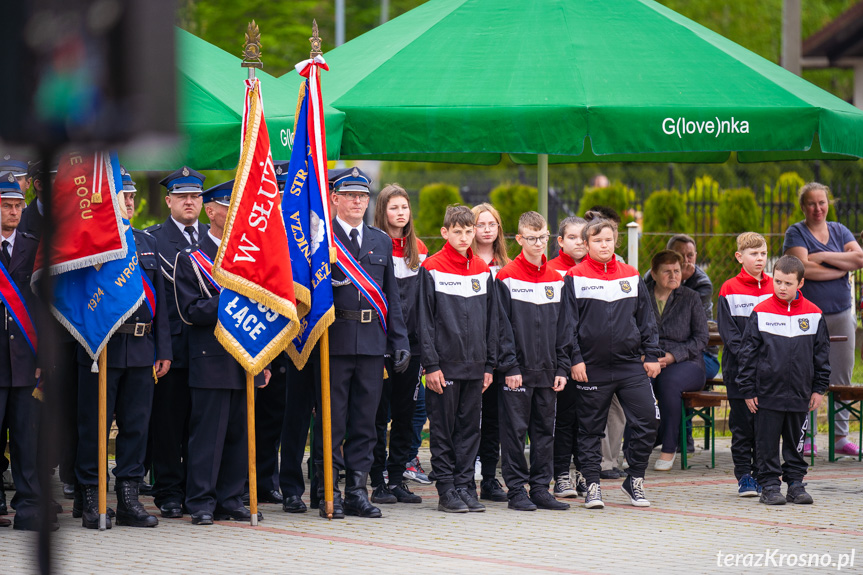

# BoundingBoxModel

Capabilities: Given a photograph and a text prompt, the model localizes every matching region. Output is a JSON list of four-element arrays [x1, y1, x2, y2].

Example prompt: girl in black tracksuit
[[470, 203, 511, 502], [369, 185, 428, 505], [556, 213, 661, 509]]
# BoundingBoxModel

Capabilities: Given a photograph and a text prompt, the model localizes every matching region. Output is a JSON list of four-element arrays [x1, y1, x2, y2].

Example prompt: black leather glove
[[393, 350, 411, 374]]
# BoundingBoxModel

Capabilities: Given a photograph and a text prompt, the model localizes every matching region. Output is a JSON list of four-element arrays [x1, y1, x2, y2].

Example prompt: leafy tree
[[640, 189, 690, 272]]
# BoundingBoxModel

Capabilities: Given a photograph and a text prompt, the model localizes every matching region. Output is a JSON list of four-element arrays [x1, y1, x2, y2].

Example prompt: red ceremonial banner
[[213, 79, 299, 319], [33, 151, 127, 278]]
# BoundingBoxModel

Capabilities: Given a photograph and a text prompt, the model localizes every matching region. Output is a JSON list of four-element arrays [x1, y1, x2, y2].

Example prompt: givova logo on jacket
[[571, 275, 640, 303], [501, 277, 562, 305], [757, 312, 820, 338]]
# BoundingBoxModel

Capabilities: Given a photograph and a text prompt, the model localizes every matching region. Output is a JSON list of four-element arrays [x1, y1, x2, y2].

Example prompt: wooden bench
[[679, 390, 727, 469], [828, 385, 863, 462]]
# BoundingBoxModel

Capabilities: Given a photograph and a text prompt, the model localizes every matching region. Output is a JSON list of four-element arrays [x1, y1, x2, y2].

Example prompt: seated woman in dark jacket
[[648, 250, 709, 470]]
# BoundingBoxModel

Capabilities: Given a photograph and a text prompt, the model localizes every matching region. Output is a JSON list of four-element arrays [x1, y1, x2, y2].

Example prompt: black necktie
[[1, 240, 10, 268], [349, 228, 360, 259], [184, 226, 197, 245]]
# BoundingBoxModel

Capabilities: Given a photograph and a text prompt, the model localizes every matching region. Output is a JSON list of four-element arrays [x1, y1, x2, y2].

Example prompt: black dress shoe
[[159, 502, 184, 518], [138, 481, 153, 496], [52, 499, 63, 514], [257, 489, 284, 504], [0, 516, 9, 527], [190, 511, 214, 525], [214, 506, 263, 522], [14, 516, 59, 532], [599, 469, 622, 480], [479, 478, 507, 502], [282, 495, 307, 513], [530, 489, 570, 510], [62, 483, 76, 500]]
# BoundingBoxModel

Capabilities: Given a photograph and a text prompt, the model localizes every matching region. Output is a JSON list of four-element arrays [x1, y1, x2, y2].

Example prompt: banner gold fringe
[[285, 307, 334, 370], [215, 317, 301, 376]]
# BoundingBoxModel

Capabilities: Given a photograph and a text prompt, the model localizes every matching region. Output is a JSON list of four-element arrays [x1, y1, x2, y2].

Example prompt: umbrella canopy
[[281, 0, 863, 165], [126, 28, 345, 170]]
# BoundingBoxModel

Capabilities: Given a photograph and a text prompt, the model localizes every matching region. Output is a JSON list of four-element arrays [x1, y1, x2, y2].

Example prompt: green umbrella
[[281, 0, 863, 166], [125, 28, 344, 171]]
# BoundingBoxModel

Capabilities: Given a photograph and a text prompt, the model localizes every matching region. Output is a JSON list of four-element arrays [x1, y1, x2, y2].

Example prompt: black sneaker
[[584, 482, 604, 509], [371, 484, 397, 504], [786, 481, 813, 504], [759, 487, 786, 505], [437, 489, 469, 513], [574, 470, 588, 497], [389, 482, 422, 504], [507, 488, 537, 511], [479, 478, 507, 502], [455, 487, 486, 512], [621, 475, 650, 507], [530, 489, 570, 510]]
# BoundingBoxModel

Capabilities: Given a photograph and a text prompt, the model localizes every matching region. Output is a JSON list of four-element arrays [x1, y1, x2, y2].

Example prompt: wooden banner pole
[[319, 329, 334, 519], [246, 371, 258, 526], [97, 347, 108, 531]]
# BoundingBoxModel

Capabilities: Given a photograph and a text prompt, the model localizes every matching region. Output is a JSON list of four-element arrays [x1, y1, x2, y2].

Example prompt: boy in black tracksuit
[[717, 232, 773, 497], [556, 215, 661, 509], [737, 255, 830, 506], [419, 206, 516, 513], [495, 212, 569, 511]]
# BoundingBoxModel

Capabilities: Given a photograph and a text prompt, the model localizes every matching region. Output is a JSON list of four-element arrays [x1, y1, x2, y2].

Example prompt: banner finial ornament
[[242, 20, 263, 69]]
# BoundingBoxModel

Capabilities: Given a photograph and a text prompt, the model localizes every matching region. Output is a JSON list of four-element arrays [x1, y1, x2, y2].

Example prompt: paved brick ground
[[1, 436, 861, 574]]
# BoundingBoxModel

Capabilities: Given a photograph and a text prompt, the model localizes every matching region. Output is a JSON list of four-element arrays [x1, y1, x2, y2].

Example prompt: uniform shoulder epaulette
[[366, 225, 388, 238], [145, 223, 162, 233], [182, 246, 194, 255], [18, 231, 36, 240]]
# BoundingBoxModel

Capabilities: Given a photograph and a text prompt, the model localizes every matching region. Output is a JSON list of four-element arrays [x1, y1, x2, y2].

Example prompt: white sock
[[835, 437, 850, 449]]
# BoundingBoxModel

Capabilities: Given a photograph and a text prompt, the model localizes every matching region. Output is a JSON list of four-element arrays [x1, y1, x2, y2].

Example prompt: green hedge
[[416, 182, 464, 253]]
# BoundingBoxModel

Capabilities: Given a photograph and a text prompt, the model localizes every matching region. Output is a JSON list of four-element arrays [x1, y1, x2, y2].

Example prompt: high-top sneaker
[[621, 475, 650, 507], [584, 482, 604, 509]]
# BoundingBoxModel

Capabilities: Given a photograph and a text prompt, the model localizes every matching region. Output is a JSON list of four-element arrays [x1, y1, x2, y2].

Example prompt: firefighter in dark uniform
[[0, 172, 47, 530], [144, 166, 209, 518], [173, 180, 267, 526], [0, 156, 32, 509], [315, 167, 410, 519], [75, 169, 172, 529]]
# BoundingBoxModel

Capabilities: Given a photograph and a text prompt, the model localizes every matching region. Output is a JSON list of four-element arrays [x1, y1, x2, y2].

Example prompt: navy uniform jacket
[[173, 233, 263, 390], [330, 221, 409, 357], [76, 229, 172, 368], [17, 202, 43, 239], [145, 218, 209, 370], [0, 231, 39, 388]]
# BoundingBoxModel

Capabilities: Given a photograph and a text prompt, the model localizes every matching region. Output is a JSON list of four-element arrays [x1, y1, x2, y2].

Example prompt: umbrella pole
[[246, 371, 258, 526], [98, 347, 107, 531], [319, 329, 334, 519], [538, 153, 549, 254]]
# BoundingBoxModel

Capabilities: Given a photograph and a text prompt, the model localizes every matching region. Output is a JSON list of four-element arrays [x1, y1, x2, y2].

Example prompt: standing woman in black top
[[369, 184, 428, 504], [470, 203, 510, 502]]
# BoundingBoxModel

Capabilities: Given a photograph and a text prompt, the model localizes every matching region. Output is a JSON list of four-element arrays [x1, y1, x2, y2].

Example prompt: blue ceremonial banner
[[282, 81, 334, 369], [50, 152, 145, 360], [215, 290, 297, 368]]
